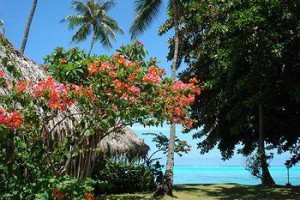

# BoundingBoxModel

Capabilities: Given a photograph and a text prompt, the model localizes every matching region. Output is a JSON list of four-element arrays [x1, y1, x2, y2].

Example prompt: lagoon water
[[172, 165, 300, 185], [132, 124, 300, 186]]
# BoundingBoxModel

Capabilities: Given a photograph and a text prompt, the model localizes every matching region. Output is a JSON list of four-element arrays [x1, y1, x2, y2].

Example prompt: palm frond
[[95, 26, 112, 49], [72, 0, 91, 15], [100, 0, 117, 11], [167, 0, 173, 11], [130, 0, 163, 39], [101, 24, 116, 41], [62, 15, 86, 29], [102, 16, 124, 34], [71, 23, 91, 43]]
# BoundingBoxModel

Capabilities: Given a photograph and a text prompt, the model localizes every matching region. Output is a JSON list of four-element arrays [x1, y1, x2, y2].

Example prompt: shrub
[[92, 158, 157, 194]]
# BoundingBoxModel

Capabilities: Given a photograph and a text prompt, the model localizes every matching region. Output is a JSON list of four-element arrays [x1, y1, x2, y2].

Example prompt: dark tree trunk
[[154, 0, 180, 197], [21, 0, 38, 54], [259, 105, 275, 185]]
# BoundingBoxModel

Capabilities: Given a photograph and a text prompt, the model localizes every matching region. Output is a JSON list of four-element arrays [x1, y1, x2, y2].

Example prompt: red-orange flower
[[143, 66, 161, 84], [16, 81, 26, 93], [85, 193, 95, 200], [109, 71, 118, 78], [173, 81, 189, 91], [60, 58, 67, 64], [127, 73, 136, 82], [0, 110, 24, 130], [82, 88, 94, 98], [113, 79, 124, 93], [88, 62, 99, 74], [189, 77, 198, 84], [128, 85, 141, 96], [99, 61, 110, 71], [9, 111, 24, 129], [0, 109, 8, 125], [0, 70, 4, 78], [33, 77, 75, 110], [173, 107, 184, 116], [118, 55, 126, 65]]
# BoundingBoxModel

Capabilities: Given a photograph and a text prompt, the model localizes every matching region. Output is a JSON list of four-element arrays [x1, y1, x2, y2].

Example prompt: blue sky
[[0, 0, 173, 71], [0, 0, 292, 166]]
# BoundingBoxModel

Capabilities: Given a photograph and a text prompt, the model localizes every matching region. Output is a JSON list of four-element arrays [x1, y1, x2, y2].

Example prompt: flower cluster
[[161, 79, 201, 128], [16, 80, 27, 93], [84, 55, 200, 128], [33, 77, 75, 110], [173, 79, 201, 95], [113, 79, 140, 96], [142, 66, 163, 84], [88, 60, 119, 74], [86, 56, 145, 105], [0, 109, 24, 129]]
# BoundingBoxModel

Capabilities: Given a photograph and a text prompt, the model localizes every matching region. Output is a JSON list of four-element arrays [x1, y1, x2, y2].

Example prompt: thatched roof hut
[[99, 127, 149, 160], [0, 33, 149, 178]]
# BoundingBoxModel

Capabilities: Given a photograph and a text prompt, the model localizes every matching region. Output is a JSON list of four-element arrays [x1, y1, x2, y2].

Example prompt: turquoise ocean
[[171, 165, 300, 185], [132, 124, 300, 186]]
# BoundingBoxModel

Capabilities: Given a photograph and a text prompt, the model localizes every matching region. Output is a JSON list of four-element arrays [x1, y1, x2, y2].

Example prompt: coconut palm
[[63, 0, 123, 56], [130, 0, 181, 196], [21, 0, 38, 54]]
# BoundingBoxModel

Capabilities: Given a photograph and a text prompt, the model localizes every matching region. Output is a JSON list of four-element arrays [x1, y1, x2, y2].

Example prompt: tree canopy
[[162, 0, 300, 159]]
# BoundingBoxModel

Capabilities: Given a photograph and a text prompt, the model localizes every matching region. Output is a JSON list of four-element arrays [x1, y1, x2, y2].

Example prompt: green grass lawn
[[98, 184, 300, 200]]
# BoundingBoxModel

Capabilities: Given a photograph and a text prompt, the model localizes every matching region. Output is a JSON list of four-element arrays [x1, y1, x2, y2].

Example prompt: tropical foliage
[[161, 0, 300, 184], [0, 36, 199, 198], [92, 158, 157, 194]]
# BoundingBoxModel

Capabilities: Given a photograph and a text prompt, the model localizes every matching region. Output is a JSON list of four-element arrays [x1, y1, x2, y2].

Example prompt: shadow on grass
[[97, 184, 300, 200], [96, 192, 157, 200], [174, 184, 300, 200]]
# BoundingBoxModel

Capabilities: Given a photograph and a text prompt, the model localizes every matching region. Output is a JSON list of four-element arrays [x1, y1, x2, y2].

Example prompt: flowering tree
[[0, 41, 199, 198]]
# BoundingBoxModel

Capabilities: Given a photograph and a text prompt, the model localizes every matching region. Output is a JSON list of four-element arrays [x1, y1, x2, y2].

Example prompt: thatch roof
[[99, 127, 149, 160], [0, 33, 149, 160]]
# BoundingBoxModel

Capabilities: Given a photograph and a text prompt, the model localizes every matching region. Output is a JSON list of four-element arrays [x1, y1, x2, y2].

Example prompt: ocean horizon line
[[172, 164, 300, 168]]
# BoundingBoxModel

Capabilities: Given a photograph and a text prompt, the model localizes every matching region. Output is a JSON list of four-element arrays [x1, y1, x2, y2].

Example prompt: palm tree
[[63, 0, 123, 56], [130, 0, 181, 196], [21, 0, 38, 54]]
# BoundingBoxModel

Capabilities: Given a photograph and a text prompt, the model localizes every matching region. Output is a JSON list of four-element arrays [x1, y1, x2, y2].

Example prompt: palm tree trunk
[[164, 0, 180, 196], [258, 105, 275, 185], [88, 31, 97, 57], [21, 0, 38, 54]]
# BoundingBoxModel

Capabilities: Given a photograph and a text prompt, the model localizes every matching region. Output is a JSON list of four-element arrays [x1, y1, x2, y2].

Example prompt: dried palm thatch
[[0, 33, 149, 178], [99, 127, 149, 160]]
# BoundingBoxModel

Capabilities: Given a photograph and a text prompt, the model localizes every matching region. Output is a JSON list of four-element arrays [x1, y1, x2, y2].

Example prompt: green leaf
[[84, 129, 93, 136], [0, 125, 9, 140], [2, 57, 8, 66]]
